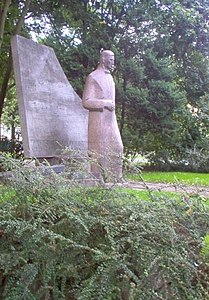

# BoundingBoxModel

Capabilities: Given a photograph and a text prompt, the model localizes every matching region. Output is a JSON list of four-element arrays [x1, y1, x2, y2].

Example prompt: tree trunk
[[13, 0, 31, 35], [0, 0, 31, 119], [0, 51, 13, 118], [0, 0, 12, 51], [119, 77, 127, 138]]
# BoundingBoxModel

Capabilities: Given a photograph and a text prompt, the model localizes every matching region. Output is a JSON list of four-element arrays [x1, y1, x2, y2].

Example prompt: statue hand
[[104, 102, 115, 111]]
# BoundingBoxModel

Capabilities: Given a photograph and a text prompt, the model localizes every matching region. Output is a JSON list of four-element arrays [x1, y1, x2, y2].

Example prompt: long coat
[[82, 66, 123, 181]]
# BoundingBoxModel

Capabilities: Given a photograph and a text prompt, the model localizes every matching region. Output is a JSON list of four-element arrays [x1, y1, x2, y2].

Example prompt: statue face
[[103, 55, 115, 70]]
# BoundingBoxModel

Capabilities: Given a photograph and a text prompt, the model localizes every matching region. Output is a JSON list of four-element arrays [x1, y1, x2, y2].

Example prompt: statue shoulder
[[89, 68, 101, 78], [85, 68, 108, 89], [85, 69, 101, 85]]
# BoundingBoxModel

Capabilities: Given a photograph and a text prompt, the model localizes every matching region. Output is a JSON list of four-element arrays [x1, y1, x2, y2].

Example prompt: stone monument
[[11, 35, 88, 160], [82, 50, 123, 182]]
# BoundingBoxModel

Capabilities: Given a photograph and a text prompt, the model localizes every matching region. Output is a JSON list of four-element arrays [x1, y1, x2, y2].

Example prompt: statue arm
[[82, 75, 114, 112]]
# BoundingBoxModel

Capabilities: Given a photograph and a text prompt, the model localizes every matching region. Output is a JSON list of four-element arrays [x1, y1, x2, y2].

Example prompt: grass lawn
[[1, 170, 208, 206], [127, 171, 209, 186], [119, 187, 209, 203], [117, 187, 182, 202]]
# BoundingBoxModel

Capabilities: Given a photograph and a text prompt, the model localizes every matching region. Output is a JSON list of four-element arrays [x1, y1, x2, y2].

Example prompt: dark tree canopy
[[0, 0, 208, 168]]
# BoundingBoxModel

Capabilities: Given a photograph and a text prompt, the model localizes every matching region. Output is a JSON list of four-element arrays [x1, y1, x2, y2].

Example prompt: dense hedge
[[0, 165, 208, 299]]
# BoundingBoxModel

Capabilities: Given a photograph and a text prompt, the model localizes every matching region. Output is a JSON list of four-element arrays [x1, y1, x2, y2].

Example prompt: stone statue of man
[[82, 49, 123, 182]]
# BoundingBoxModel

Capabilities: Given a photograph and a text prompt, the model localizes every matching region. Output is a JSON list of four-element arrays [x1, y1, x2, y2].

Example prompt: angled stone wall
[[11, 35, 88, 158]]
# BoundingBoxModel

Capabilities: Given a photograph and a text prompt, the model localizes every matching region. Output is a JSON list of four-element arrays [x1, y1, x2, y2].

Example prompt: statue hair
[[99, 49, 114, 64]]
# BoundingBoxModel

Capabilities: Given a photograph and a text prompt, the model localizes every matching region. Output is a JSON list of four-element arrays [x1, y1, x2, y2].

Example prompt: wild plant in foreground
[[0, 155, 208, 299]]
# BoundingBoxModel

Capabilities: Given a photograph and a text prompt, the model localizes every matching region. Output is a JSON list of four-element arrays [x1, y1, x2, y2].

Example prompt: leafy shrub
[[0, 158, 208, 299], [0, 138, 23, 160], [147, 147, 209, 173], [201, 234, 209, 261]]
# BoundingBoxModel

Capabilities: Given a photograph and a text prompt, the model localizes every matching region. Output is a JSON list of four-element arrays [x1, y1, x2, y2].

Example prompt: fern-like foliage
[[0, 155, 208, 299]]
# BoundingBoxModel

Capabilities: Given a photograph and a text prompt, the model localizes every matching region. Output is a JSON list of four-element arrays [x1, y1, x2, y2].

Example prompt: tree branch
[[13, 0, 31, 35], [0, 0, 12, 51], [0, 0, 31, 118]]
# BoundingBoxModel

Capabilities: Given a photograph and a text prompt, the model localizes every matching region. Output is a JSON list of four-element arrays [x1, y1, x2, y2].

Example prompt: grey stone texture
[[82, 50, 123, 182], [11, 35, 88, 158]]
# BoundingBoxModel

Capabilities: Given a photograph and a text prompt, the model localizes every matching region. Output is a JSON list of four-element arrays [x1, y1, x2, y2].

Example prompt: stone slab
[[11, 35, 88, 158]]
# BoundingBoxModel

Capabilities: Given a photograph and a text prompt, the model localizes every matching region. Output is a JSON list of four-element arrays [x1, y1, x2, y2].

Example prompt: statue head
[[99, 49, 115, 71]]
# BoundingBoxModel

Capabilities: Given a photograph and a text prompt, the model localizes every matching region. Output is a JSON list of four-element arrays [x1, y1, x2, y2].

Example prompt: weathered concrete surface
[[11, 35, 88, 158]]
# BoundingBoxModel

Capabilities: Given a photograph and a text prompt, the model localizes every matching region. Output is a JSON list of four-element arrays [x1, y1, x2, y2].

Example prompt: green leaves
[[0, 159, 208, 298], [0, 0, 208, 168]]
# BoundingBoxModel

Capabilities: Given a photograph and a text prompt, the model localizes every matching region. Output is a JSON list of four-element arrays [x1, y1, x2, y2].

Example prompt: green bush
[[146, 147, 209, 173], [0, 138, 23, 160], [201, 234, 209, 261], [0, 159, 208, 299]]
